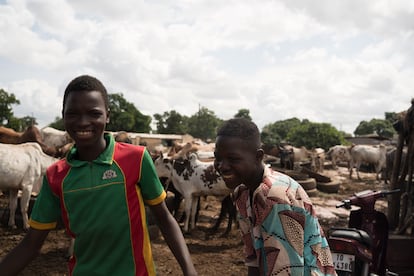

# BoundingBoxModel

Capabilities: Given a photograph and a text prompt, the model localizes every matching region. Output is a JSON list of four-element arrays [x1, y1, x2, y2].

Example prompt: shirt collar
[[66, 133, 115, 167], [234, 163, 269, 198]]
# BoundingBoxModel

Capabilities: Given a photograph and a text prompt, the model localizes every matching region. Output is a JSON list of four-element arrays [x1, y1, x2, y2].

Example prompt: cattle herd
[[0, 124, 398, 236], [0, 126, 72, 230]]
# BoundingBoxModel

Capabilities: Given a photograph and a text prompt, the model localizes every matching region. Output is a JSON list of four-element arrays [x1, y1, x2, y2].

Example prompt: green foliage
[[153, 110, 189, 134], [20, 116, 37, 129], [7, 117, 23, 131], [385, 112, 398, 122], [287, 121, 345, 150], [154, 107, 221, 140], [234, 108, 252, 121], [354, 118, 395, 138], [48, 117, 65, 130], [261, 118, 301, 145], [187, 106, 222, 141], [0, 86, 401, 145], [0, 89, 36, 131], [106, 93, 152, 132], [0, 88, 20, 126]]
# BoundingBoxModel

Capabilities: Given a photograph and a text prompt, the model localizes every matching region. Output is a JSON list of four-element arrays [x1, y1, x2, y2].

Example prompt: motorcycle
[[327, 189, 400, 276]]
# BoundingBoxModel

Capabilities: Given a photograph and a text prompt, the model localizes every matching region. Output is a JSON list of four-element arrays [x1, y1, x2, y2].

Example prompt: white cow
[[154, 153, 231, 233], [326, 145, 352, 169], [349, 144, 387, 181], [0, 142, 58, 229], [40, 127, 72, 149], [310, 148, 325, 173], [279, 145, 311, 170]]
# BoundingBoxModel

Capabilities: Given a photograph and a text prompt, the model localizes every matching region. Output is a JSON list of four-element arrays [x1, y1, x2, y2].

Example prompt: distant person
[[0, 75, 197, 276], [214, 118, 336, 276]]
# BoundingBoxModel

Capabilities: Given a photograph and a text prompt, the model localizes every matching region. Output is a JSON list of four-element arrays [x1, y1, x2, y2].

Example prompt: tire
[[305, 188, 319, 197], [275, 168, 309, 180], [297, 178, 317, 191], [317, 180, 341, 194]]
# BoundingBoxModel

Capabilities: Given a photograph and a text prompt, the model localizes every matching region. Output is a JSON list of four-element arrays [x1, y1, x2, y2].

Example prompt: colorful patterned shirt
[[234, 166, 336, 276], [29, 134, 166, 276]]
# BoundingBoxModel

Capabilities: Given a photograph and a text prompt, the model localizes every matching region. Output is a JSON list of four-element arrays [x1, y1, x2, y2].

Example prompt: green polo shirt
[[29, 134, 166, 276]]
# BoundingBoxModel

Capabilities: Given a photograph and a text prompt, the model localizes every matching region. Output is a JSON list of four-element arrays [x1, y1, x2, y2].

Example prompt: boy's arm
[[150, 201, 197, 276], [0, 228, 49, 276]]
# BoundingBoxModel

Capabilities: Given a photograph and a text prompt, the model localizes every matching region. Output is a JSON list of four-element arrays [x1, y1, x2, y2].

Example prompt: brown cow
[[262, 144, 280, 158], [0, 125, 57, 157], [114, 131, 132, 144]]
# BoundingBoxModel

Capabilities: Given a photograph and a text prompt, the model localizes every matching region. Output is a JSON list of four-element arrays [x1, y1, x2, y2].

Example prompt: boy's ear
[[106, 110, 110, 123], [256, 148, 264, 161]]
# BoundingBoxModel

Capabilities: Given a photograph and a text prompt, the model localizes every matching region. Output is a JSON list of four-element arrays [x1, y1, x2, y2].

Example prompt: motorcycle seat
[[329, 228, 372, 248]]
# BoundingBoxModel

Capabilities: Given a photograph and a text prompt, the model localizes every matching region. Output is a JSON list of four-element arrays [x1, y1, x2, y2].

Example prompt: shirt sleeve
[[29, 176, 61, 230], [139, 149, 166, 205], [252, 174, 336, 275], [303, 198, 336, 275], [234, 187, 259, 268]]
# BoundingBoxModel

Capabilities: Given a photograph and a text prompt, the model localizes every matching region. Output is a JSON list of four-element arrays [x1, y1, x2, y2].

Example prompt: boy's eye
[[227, 155, 241, 161], [90, 111, 103, 117]]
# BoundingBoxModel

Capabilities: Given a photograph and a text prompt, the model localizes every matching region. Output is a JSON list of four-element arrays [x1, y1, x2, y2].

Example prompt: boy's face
[[214, 135, 264, 190], [63, 90, 109, 150]]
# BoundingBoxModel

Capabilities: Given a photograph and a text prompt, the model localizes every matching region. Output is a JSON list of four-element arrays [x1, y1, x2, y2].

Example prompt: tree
[[354, 118, 395, 138], [153, 110, 188, 134], [107, 93, 152, 132], [48, 94, 152, 133], [287, 121, 345, 150], [261, 118, 301, 146], [187, 106, 222, 141], [7, 117, 24, 131], [48, 117, 65, 130], [0, 88, 20, 126], [19, 116, 37, 129], [234, 109, 252, 121]]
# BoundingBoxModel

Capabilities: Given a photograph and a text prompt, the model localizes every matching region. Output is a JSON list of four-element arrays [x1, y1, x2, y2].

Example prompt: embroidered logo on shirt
[[102, 169, 117, 180]]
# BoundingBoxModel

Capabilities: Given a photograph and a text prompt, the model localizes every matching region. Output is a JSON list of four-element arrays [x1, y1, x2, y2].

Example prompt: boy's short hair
[[216, 118, 261, 148], [63, 75, 109, 111]]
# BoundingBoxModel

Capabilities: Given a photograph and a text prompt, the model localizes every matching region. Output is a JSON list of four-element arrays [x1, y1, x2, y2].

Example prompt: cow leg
[[183, 197, 192, 233], [20, 186, 32, 230], [8, 189, 18, 229], [331, 157, 337, 169], [349, 159, 355, 179], [375, 165, 382, 181], [356, 162, 362, 180], [208, 195, 237, 237], [222, 196, 237, 237], [209, 196, 229, 233], [319, 158, 324, 173], [189, 196, 199, 231]]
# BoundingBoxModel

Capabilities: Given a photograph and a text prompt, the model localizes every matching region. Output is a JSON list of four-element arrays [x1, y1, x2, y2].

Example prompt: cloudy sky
[[1, 0, 413, 135]]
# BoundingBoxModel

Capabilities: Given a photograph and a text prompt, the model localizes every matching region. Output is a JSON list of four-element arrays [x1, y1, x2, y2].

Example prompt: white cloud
[[0, 0, 413, 135]]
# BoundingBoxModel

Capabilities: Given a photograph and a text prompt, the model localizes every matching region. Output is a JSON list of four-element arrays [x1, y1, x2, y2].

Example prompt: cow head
[[153, 154, 173, 179], [279, 146, 294, 170]]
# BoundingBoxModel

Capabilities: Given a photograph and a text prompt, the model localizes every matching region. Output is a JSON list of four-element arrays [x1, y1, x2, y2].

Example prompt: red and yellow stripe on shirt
[[29, 134, 166, 276]]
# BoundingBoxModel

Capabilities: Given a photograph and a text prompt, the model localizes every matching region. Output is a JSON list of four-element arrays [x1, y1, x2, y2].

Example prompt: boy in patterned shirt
[[214, 118, 336, 276], [0, 75, 197, 276]]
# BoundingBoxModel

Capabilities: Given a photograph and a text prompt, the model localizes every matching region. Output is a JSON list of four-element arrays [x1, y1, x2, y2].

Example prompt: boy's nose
[[215, 160, 229, 173], [78, 115, 90, 125]]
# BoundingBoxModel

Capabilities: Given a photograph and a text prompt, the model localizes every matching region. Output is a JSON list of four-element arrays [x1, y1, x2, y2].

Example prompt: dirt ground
[[0, 165, 386, 276]]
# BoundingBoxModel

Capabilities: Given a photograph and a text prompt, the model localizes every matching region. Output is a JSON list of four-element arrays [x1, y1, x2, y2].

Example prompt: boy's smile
[[214, 135, 264, 191], [63, 90, 109, 161], [75, 130, 94, 138]]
